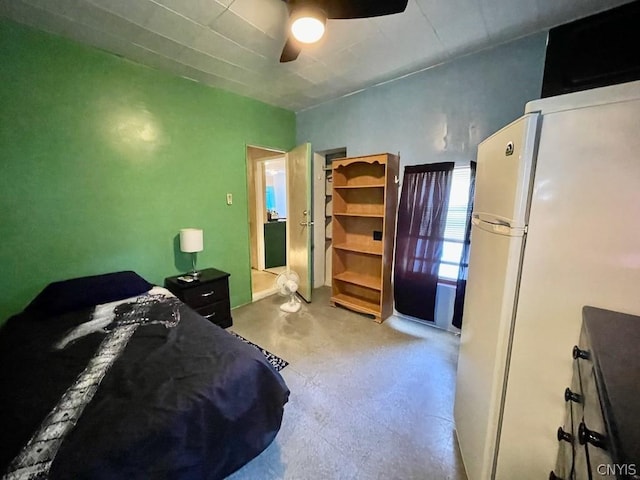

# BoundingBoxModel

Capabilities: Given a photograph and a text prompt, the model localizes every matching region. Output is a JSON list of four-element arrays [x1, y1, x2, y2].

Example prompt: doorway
[[246, 143, 314, 304], [246, 146, 287, 301], [312, 148, 347, 289]]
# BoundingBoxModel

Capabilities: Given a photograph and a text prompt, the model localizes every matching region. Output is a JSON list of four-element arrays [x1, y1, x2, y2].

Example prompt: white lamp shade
[[180, 228, 204, 253]]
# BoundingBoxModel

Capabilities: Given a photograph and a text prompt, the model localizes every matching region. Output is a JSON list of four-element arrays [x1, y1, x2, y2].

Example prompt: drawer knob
[[572, 345, 590, 360], [564, 387, 581, 403], [201, 290, 216, 297], [549, 472, 563, 480], [578, 422, 607, 450], [557, 427, 572, 443]]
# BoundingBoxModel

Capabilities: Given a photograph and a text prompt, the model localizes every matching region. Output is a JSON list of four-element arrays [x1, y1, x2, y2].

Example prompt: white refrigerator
[[454, 80, 640, 480]]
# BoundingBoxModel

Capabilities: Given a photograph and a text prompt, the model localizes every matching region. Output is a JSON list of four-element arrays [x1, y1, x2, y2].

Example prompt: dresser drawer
[[554, 403, 575, 480], [183, 280, 229, 308], [575, 329, 593, 396], [581, 370, 607, 443], [581, 370, 613, 479], [196, 300, 231, 328], [570, 359, 584, 434]]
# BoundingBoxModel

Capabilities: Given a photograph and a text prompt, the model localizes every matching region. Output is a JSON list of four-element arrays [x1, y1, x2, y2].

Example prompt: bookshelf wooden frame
[[330, 153, 399, 323]]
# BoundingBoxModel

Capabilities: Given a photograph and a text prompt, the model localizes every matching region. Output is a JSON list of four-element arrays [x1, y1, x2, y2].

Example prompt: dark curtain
[[452, 161, 477, 329], [394, 162, 454, 321]]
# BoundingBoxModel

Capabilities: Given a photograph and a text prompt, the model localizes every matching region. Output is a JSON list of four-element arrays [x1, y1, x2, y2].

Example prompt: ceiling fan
[[279, 0, 409, 62]]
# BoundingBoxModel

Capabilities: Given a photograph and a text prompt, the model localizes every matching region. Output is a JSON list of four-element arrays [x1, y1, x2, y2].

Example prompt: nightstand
[[164, 268, 232, 328]]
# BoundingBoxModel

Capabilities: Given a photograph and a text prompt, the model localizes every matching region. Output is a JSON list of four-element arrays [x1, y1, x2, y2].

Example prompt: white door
[[286, 143, 313, 302]]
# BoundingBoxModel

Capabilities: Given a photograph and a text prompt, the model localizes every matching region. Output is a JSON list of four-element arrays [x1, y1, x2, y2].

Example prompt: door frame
[[245, 145, 286, 300]]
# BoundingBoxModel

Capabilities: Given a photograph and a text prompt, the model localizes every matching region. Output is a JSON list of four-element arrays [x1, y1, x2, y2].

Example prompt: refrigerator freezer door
[[474, 113, 540, 228], [454, 224, 525, 480]]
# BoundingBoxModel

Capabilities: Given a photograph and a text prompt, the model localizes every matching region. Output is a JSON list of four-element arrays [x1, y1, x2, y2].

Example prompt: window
[[438, 166, 471, 280]]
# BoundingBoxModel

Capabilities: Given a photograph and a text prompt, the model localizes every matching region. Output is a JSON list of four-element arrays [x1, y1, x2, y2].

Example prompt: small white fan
[[275, 270, 301, 313]]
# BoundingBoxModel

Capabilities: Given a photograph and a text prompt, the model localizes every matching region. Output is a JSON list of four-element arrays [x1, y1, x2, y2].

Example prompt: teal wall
[[0, 19, 296, 323], [297, 33, 547, 329], [297, 33, 547, 169]]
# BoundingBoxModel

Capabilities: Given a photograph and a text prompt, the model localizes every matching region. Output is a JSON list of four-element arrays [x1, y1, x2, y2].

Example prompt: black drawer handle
[[201, 290, 216, 297], [572, 345, 590, 360], [549, 472, 563, 480], [557, 427, 572, 443], [578, 422, 607, 450], [564, 387, 581, 403]]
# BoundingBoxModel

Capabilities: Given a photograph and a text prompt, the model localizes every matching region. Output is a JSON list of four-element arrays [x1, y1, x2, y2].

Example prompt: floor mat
[[229, 332, 289, 372]]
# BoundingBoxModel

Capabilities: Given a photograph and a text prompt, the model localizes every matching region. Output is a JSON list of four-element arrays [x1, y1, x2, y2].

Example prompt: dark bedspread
[[0, 289, 289, 480]]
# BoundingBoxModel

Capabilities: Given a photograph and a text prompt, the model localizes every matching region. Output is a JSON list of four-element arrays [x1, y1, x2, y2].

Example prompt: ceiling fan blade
[[323, 0, 408, 19], [280, 36, 301, 63]]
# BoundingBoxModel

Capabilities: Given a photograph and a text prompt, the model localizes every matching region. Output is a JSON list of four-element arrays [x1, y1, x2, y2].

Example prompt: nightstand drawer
[[183, 280, 229, 308], [196, 300, 231, 328], [165, 268, 233, 328]]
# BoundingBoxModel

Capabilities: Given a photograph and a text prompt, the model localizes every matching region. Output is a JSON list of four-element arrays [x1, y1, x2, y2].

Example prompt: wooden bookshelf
[[330, 153, 399, 323]]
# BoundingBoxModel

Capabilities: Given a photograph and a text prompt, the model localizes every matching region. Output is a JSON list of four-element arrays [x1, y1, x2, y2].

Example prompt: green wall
[[0, 19, 296, 323]]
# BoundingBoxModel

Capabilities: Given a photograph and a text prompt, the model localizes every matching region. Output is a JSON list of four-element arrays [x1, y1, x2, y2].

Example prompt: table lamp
[[180, 228, 203, 279]]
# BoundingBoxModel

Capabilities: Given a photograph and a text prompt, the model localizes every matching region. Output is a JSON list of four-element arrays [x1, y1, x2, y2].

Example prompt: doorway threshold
[[252, 287, 279, 302]]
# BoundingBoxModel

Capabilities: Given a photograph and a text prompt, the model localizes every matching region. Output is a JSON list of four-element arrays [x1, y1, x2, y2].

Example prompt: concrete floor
[[226, 287, 467, 480]]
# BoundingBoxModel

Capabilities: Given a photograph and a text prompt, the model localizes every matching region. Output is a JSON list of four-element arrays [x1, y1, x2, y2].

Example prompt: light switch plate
[[226, 193, 233, 205]]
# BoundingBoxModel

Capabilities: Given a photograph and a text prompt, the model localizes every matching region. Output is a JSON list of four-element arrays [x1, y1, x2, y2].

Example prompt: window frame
[[437, 165, 472, 282]]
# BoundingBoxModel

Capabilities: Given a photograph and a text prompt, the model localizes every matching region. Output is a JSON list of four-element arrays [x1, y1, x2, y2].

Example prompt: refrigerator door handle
[[492, 224, 511, 235], [473, 212, 524, 228], [472, 216, 525, 236], [472, 216, 510, 227]]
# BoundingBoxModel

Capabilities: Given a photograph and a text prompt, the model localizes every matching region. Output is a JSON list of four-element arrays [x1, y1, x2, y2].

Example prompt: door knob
[[578, 422, 607, 450], [557, 427, 572, 443], [572, 346, 590, 360], [564, 388, 581, 403]]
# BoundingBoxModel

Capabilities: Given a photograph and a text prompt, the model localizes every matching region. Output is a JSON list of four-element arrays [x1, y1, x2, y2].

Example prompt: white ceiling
[[0, 0, 632, 112]]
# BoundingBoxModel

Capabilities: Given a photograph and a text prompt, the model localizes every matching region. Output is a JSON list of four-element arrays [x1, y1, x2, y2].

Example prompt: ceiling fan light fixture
[[290, 7, 326, 44]]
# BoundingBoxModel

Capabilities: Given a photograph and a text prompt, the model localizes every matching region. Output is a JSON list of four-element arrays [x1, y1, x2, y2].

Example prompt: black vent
[[542, 1, 640, 98]]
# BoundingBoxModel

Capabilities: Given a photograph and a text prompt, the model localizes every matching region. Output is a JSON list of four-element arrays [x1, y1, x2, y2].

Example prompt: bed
[[0, 271, 289, 480]]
